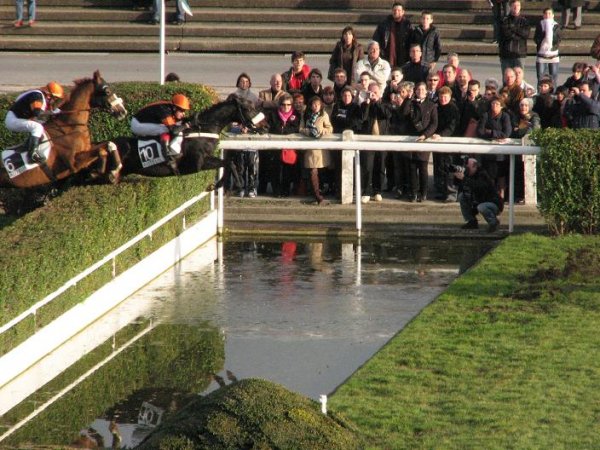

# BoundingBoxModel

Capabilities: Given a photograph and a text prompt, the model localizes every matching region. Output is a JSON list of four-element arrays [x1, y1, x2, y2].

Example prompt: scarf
[[539, 19, 558, 58], [278, 107, 294, 124]]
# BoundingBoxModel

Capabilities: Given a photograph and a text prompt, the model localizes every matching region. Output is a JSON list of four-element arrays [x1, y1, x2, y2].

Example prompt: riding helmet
[[172, 94, 191, 111], [46, 81, 64, 99]]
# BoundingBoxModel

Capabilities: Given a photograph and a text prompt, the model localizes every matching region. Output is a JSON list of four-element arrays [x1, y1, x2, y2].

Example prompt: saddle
[[1, 133, 52, 179], [136, 134, 183, 171]]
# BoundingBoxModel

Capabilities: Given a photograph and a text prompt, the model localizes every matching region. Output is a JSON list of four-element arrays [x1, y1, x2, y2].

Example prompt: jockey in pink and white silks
[[4, 81, 64, 163]]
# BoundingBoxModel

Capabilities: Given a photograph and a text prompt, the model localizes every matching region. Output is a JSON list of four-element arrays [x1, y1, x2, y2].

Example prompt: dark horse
[[107, 95, 263, 188]]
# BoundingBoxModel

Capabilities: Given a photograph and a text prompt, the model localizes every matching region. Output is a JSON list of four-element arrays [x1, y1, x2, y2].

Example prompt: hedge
[[0, 82, 219, 354], [532, 128, 600, 235]]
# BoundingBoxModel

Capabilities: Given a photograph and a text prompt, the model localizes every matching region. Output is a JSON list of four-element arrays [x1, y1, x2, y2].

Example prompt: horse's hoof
[[109, 171, 121, 185]]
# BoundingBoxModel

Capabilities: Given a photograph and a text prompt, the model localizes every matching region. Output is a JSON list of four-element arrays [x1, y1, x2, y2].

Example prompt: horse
[[0, 70, 127, 190], [106, 95, 264, 188]]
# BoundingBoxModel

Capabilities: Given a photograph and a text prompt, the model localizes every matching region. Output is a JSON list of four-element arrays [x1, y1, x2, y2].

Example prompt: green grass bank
[[330, 233, 600, 449]]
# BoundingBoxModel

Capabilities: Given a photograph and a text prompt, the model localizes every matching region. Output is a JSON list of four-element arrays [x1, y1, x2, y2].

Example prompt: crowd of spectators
[[223, 0, 600, 211]]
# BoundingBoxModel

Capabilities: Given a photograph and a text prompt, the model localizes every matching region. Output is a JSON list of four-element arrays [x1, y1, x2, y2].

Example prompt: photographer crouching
[[454, 158, 503, 232]]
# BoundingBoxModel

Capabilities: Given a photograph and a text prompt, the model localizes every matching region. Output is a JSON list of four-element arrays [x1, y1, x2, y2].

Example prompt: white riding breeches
[[5, 111, 44, 138], [131, 118, 169, 137]]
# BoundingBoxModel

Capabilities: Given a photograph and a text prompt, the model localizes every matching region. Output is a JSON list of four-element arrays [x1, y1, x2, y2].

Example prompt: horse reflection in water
[[107, 95, 264, 189], [0, 70, 127, 189]]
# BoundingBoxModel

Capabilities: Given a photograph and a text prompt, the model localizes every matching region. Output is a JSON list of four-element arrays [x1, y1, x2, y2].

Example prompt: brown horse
[[0, 70, 127, 189]]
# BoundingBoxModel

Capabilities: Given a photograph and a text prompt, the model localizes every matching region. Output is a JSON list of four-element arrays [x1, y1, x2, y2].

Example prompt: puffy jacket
[[409, 25, 442, 65], [499, 14, 530, 59]]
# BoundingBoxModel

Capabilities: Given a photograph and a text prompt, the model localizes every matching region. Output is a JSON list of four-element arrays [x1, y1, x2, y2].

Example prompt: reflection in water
[[0, 236, 495, 448]]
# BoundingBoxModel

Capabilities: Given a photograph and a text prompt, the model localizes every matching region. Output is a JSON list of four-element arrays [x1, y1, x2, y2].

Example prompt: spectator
[[554, 85, 570, 127], [354, 40, 392, 93], [406, 82, 438, 202], [300, 96, 333, 205], [322, 86, 336, 117], [388, 83, 413, 198], [401, 44, 429, 84], [355, 71, 372, 105], [262, 93, 301, 197], [561, 62, 587, 90], [437, 52, 462, 85], [511, 97, 541, 204], [282, 51, 311, 92], [534, 7, 561, 88], [358, 82, 391, 203], [14, 0, 35, 27], [328, 26, 364, 83], [558, 0, 583, 30], [454, 68, 472, 109], [302, 68, 324, 103], [372, 1, 412, 68], [477, 95, 512, 199], [498, 0, 530, 78], [432, 86, 460, 202], [455, 158, 503, 232], [460, 80, 487, 136], [502, 67, 525, 117], [149, 0, 185, 25], [409, 10, 442, 72], [232, 72, 259, 104], [382, 67, 403, 102], [442, 64, 458, 90], [491, 0, 509, 44], [258, 73, 286, 111], [332, 68, 350, 101], [426, 71, 441, 102], [484, 77, 500, 93], [228, 73, 259, 198], [533, 77, 561, 128], [591, 33, 600, 61], [514, 66, 536, 97], [564, 81, 600, 129], [165, 72, 180, 83]]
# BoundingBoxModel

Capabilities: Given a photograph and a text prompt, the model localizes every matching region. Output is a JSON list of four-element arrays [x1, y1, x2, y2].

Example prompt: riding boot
[[310, 168, 324, 204], [26, 136, 44, 163]]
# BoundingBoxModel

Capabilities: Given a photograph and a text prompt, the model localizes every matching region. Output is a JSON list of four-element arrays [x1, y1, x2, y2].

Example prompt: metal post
[[217, 149, 225, 236], [159, 0, 165, 85], [509, 154, 515, 233], [354, 149, 362, 237]]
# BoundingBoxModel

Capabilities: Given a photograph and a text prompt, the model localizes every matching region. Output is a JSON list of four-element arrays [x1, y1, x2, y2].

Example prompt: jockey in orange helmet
[[130, 93, 191, 155], [5, 81, 64, 163]]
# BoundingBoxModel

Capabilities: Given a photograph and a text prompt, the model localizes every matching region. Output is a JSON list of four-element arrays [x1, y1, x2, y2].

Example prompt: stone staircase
[[0, 0, 597, 54]]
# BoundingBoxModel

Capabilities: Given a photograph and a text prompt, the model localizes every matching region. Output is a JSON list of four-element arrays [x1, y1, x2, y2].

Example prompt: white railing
[[219, 131, 541, 236], [0, 190, 214, 340]]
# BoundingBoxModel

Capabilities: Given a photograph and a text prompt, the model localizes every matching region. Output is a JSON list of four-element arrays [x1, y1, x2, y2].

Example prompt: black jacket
[[463, 168, 502, 209], [372, 15, 412, 67], [409, 25, 442, 65], [477, 111, 512, 139], [330, 101, 362, 133], [564, 95, 600, 129], [499, 14, 530, 59], [436, 101, 460, 137], [266, 109, 301, 135], [401, 61, 430, 84]]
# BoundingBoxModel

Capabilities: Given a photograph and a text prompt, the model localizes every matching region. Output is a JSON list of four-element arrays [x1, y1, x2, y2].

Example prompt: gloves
[[170, 123, 188, 135], [308, 125, 320, 138]]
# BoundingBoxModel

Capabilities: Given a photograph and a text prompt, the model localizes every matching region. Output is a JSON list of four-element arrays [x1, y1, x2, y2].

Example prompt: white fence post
[[341, 130, 355, 205]]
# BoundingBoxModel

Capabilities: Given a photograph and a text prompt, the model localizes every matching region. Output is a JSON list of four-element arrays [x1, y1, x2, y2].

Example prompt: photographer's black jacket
[[463, 168, 502, 209]]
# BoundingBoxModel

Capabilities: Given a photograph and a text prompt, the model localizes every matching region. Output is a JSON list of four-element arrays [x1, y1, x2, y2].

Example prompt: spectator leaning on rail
[[409, 10, 442, 72], [5, 81, 64, 163], [432, 86, 460, 203], [564, 81, 600, 129], [498, 0, 530, 78], [130, 93, 191, 157], [282, 51, 311, 92], [372, 1, 412, 68], [354, 40, 392, 93], [455, 158, 503, 232]]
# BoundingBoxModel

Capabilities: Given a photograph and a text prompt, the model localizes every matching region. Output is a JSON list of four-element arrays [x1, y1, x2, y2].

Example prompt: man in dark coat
[[498, 0, 530, 78], [372, 2, 412, 68], [455, 158, 503, 232], [409, 11, 442, 72], [432, 86, 460, 202], [401, 44, 430, 84], [565, 81, 600, 129]]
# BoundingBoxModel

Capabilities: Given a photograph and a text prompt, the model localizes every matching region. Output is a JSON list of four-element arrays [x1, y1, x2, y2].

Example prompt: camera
[[447, 164, 465, 174]]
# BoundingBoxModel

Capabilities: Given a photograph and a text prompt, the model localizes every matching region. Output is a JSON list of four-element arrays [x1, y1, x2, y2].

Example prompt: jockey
[[130, 93, 191, 155], [4, 81, 64, 163]]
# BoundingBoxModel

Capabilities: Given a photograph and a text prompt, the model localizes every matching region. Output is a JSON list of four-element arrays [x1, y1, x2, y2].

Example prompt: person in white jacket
[[534, 7, 561, 89]]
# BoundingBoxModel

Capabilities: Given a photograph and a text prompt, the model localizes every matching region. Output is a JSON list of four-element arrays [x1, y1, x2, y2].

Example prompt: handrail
[[0, 190, 213, 338], [219, 131, 542, 236]]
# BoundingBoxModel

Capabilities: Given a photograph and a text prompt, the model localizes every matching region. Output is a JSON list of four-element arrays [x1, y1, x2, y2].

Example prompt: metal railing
[[0, 190, 214, 339], [219, 131, 541, 236]]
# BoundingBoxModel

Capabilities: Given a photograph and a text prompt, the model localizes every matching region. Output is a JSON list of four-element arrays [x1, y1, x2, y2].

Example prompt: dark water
[[0, 236, 495, 448]]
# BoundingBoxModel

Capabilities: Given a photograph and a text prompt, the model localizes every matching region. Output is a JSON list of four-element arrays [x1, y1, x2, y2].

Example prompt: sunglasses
[[281, 103, 292, 106]]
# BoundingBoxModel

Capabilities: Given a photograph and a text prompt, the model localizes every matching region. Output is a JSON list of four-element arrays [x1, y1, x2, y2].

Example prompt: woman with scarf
[[263, 93, 301, 197], [534, 8, 561, 89], [300, 96, 333, 205]]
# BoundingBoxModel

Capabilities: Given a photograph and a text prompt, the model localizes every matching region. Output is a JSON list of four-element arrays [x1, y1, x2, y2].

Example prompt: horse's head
[[226, 94, 266, 133], [89, 70, 128, 120]]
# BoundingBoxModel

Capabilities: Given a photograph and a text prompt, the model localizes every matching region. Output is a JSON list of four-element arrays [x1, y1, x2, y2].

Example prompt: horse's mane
[[73, 77, 93, 86]]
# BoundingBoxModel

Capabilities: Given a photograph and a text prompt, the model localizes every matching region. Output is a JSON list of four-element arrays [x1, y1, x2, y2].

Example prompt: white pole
[[319, 394, 327, 415], [217, 150, 225, 236], [509, 154, 515, 233], [354, 149, 362, 237], [159, 0, 165, 85]]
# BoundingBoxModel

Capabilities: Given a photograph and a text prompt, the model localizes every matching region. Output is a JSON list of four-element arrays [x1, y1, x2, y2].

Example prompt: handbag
[[281, 148, 297, 165]]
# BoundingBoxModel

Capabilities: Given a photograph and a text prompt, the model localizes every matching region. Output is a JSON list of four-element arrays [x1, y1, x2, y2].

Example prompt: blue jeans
[[153, 0, 184, 22], [536, 61, 559, 89], [15, 0, 35, 21], [459, 193, 499, 226]]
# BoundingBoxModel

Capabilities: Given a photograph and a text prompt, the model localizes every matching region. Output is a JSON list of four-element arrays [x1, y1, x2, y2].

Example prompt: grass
[[330, 233, 600, 449]]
